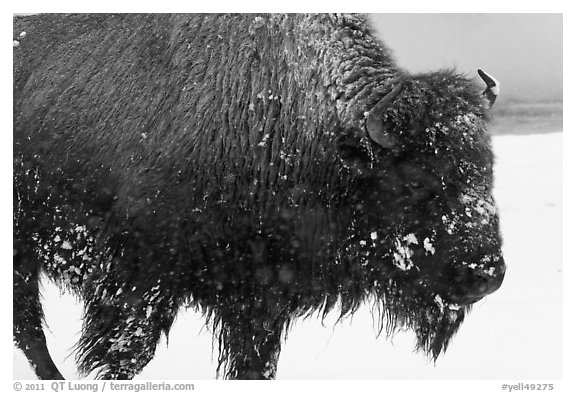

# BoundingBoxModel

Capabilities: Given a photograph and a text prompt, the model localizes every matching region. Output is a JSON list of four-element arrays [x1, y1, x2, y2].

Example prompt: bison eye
[[409, 181, 424, 189]]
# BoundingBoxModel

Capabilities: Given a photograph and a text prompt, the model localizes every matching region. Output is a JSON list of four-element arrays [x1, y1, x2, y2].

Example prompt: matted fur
[[13, 13, 504, 379]]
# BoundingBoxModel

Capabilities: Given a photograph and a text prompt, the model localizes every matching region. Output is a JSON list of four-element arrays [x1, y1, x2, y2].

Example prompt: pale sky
[[372, 14, 563, 102]]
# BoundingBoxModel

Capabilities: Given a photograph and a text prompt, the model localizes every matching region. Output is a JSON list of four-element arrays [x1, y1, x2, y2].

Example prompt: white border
[[3, 4, 572, 392]]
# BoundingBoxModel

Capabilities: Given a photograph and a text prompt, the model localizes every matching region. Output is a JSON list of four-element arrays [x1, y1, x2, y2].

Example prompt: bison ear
[[365, 83, 404, 148], [336, 133, 373, 176]]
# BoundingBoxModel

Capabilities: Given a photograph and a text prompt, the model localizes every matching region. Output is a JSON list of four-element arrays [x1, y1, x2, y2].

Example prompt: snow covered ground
[[13, 131, 563, 380]]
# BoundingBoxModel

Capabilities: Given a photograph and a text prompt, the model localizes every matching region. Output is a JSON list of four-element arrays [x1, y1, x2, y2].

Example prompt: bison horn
[[478, 69, 500, 108], [365, 83, 404, 148]]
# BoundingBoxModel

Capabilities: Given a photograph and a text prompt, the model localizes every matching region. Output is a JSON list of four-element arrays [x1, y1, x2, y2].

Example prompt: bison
[[13, 13, 505, 380]]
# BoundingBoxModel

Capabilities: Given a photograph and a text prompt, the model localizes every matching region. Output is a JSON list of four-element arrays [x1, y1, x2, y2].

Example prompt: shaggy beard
[[369, 284, 472, 361], [371, 296, 471, 361]]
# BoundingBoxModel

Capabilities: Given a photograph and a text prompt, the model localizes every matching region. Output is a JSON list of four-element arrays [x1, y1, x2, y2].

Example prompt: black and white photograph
[[10, 7, 569, 390]]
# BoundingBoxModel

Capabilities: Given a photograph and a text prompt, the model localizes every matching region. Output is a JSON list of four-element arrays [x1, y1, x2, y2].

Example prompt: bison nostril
[[448, 260, 505, 305], [470, 265, 505, 296]]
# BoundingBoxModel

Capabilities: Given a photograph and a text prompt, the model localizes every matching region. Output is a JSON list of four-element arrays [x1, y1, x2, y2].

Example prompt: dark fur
[[13, 13, 505, 379]]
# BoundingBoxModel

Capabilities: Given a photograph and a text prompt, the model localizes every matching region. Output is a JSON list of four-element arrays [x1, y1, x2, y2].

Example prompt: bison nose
[[449, 257, 506, 305]]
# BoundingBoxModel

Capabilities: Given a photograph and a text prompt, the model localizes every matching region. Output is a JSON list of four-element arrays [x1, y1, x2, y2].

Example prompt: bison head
[[338, 69, 505, 358]]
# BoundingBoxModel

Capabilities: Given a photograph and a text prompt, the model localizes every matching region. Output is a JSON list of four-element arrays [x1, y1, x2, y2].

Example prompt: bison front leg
[[14, 236, 64, 380], [215, 301, 289, 380], [76, 291, 179, 379]]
